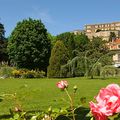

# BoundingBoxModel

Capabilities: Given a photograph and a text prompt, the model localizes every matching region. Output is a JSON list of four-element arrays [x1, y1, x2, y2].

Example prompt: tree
[[56, 32, 75, 59], [109, 32, 116, 42], [87, 37, 112, 78], [74, 33, 90, 52], [0, 23, 5, 40], [47, 41, 69, 78], [0, 39, 8, 62], [47, 32, 56, 48], [60, 37, 113, 78], [0, 22, 8, 62], [7, 18, 51, 72]]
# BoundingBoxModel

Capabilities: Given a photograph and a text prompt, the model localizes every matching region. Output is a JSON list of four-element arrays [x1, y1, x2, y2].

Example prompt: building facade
[[71, 29, 85, 35], [108, 39, 120, 67], [85, 22, 120, 40]]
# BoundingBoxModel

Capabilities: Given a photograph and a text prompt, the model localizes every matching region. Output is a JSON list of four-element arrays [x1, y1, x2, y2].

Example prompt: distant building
[[85, 22, 120, 40], [86, 30, 120, 41], [108, 39, 120, 67], [71, 29, 85, 35]]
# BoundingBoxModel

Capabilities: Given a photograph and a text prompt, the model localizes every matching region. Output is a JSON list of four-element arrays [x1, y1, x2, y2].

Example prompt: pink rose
[[56, 80, 68, 90], [90, 102, 108, 120], [90, 84, 120, 120]]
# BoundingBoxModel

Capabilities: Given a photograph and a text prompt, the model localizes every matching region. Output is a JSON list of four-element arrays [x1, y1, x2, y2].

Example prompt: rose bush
[[90, 84, 120, 120]]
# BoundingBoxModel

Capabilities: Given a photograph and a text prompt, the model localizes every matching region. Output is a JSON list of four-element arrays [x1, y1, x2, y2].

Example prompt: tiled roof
[[112, 39, 120, 44], [108, 39, 120, 50]]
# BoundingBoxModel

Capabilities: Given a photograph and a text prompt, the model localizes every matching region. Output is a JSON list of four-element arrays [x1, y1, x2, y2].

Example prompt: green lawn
[[0, 77, 120, 116]]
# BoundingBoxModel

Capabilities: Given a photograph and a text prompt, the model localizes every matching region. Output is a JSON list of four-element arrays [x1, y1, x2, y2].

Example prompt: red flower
[[56, 80, 68, 90]]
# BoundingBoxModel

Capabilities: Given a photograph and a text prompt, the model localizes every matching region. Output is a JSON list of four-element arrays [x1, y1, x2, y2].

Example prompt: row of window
[[86, 23, 120, 29]]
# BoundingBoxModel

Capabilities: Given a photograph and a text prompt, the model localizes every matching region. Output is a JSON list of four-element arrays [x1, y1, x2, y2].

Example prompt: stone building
[[85, 22, 120, 40], [108, 39, 120, 67], [71, 29, 85, 35]]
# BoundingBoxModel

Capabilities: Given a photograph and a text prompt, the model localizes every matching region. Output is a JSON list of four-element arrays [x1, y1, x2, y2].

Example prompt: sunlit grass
[[0, 77, 120, 116]]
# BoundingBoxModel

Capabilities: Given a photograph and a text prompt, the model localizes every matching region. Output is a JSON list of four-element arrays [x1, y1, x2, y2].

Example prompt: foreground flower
[[56, 80, 75, 120], [56, 80, 68, 90], [90, 84, 120, 120], [90, 102, 108, 120]]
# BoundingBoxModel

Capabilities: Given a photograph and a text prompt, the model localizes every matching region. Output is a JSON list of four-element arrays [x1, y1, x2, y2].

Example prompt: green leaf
[[90, 117, 94, 120], [108, 113, 119, 120], [30, 116, 37, 120], [86, 111, 93, 117], [21, 112, 26, 117], [13, 113, 20, 119]]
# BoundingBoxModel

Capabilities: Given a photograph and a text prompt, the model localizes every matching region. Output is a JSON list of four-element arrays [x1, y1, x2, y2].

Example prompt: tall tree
[[7, 18, 51, 72], [0, 22, 8, 62], [56, 32, 75, 59], [87, 37, 112, 78], [74, 33, 90, 52], [47, 32, 56, 48], [60, 37, 112, 78], [47, 41, 69, 78], [0, 23, 5, 40]]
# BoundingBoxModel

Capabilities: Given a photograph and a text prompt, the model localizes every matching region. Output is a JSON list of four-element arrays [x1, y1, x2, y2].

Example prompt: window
[[118, 45, 120, 48]]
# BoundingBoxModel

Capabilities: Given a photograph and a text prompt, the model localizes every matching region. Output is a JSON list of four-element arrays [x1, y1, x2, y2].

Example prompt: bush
[[100, 65, 118, 78], [12, 69, 45, 78], [0, 66, 14, 78], [12, 69, 22, 78]]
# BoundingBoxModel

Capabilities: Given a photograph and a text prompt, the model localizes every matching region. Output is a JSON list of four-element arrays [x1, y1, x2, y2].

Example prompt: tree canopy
[[7, 18, 51, 71], [56, 32, 75, 59], [0, 23, 5, 40], [0, 22, 8, 62]]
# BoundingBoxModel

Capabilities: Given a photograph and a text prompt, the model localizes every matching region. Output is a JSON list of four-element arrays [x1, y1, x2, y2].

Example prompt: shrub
[[12, 69, 22, 78], [21, 70, 35, 78], [100, 65, 118, 78], [0, 66, 14, 78], [12, 69, 45, 78]]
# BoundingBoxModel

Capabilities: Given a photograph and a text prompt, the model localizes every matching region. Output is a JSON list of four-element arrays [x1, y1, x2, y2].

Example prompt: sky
[[0, 0, 120, 37]]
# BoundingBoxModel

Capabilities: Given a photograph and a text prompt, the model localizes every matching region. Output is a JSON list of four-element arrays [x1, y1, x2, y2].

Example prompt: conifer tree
[[47, 41, 69, 78]]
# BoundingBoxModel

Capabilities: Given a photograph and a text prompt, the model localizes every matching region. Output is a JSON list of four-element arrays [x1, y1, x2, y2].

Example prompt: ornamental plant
[[56, 80, 77, 120], [89, 84, 120, 120]]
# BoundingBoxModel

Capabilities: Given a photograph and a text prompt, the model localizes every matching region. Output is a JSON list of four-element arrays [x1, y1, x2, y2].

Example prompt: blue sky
[[0, 0, 120, 37]]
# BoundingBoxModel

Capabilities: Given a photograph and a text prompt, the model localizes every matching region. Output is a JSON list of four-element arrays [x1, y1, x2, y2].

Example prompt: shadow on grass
[[0, 107, 91, 120], [0, 114, 11, 119], [56, 107, 90, 120]]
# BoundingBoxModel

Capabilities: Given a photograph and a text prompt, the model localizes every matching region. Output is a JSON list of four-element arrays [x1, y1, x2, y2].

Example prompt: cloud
[[29, 7, 54, 24]]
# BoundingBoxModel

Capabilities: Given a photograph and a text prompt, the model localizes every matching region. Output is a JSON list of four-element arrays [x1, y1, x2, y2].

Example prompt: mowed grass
[[0, 77, 120, 116]]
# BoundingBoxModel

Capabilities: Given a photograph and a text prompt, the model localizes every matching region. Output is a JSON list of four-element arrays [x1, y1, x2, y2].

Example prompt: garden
[[0, 18, 120, 119]]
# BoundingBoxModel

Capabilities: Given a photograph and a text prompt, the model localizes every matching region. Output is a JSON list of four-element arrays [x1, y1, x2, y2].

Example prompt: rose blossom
[[56, 80, 68, 90], [90, 84, 120, 120], [90, 102, 108, 120]]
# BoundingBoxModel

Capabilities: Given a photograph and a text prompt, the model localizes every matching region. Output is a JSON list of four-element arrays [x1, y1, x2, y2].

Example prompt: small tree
[[47, 41, 69, 78], [109, 32, 116, 42]]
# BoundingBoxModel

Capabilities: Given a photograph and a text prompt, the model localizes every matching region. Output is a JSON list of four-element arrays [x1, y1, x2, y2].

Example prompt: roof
[[85, 22, 120, 26], [108, 39, 120, 50], [112, 39, 120, 44]]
